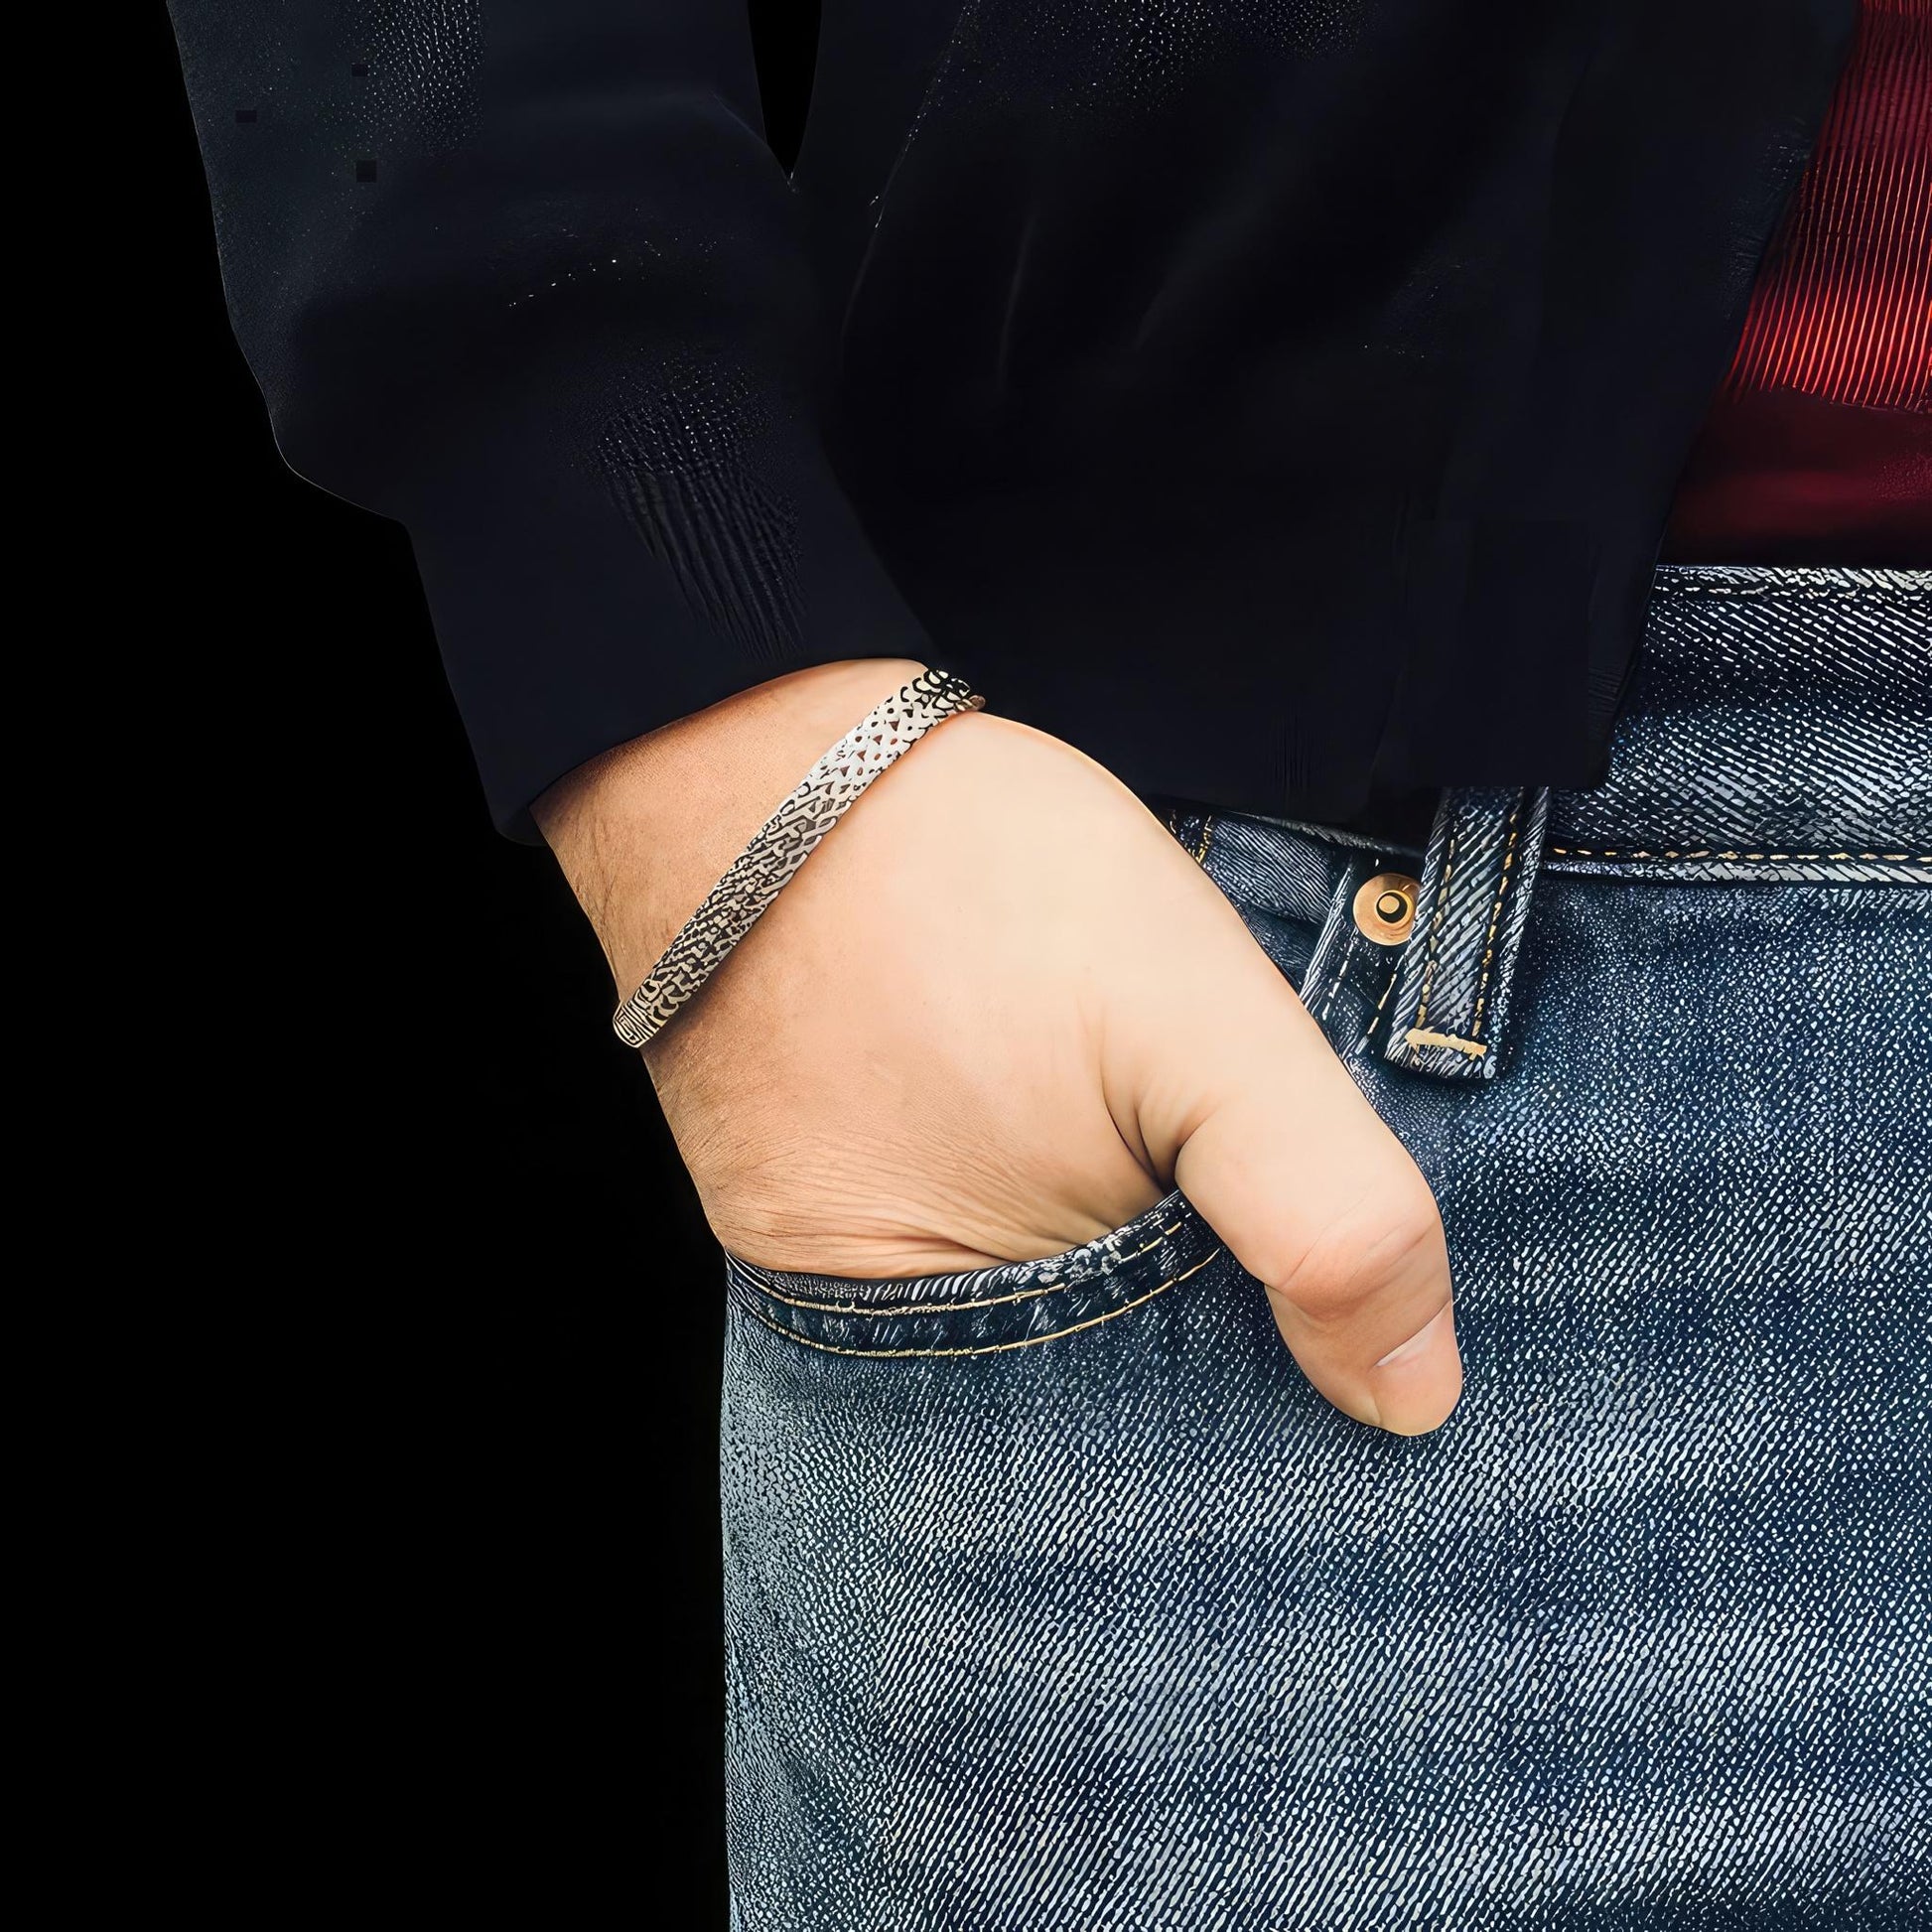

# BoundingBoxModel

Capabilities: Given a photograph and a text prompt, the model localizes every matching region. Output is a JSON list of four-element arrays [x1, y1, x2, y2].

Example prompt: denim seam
[[1314, 925, 1358, 1025], [1467, 794, 1525, 1042], [1548, 845, 1930, 864], [1411, 820, 1464, 1035], [1654, 581, 1925, 606], [737, 1247, 1226, 1357], [1166, 807, 1217, 868], [1354, 962, 1403, 1053], [735, 1220, 1188, 1316]]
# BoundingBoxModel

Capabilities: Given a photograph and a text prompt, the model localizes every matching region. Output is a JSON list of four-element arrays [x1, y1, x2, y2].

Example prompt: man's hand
[[537, 660, 1460, 1435]]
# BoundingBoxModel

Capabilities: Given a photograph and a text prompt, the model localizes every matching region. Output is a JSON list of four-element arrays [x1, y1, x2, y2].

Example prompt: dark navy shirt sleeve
[[168, 2, 930, 838]]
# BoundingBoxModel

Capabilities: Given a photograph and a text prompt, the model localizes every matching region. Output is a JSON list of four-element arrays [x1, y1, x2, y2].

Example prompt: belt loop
[[1380, 786, 1551, 1083]]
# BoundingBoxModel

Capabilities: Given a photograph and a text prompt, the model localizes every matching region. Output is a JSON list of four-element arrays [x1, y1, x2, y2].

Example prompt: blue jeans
[[721, 566, 1931, 1929]]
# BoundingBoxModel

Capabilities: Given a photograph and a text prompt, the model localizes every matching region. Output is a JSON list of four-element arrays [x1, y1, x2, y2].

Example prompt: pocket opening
[[725, 1189, 1226, 1358]]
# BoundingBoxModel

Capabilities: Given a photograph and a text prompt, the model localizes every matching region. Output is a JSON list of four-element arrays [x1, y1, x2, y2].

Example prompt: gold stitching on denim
[[739, 1248, 1226, 1358], [737, 1219, 1188, 1316], [1410, 820, 1463, 1036], [1314, 928, 1355, 1025], [1467, 794, 1525, 1041], [1355, 961, 1404, 1052], [1192, 814, 1216, 865], [1548, 846, 1928, 864], [1404, 1028, 1488, 1059]]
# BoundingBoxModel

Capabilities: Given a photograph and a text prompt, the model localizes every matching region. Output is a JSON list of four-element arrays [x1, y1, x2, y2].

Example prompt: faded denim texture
[[721, 566, 1930, 1929]]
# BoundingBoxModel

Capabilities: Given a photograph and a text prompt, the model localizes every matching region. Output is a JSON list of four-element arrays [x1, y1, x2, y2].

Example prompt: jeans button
[[1353, 871, 1420, 944]]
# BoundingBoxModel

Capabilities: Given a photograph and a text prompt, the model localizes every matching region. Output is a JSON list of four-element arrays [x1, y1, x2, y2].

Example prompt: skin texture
[[536, 660, 1461, 1435]]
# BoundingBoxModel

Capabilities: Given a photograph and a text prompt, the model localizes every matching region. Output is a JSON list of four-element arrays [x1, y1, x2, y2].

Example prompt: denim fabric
[[720, 566, 1930, 1929], [1379, 784, 1554, 1082]]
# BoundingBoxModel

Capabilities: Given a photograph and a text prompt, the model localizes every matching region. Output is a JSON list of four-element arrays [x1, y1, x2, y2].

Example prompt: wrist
[[534, 658, 927, 996]]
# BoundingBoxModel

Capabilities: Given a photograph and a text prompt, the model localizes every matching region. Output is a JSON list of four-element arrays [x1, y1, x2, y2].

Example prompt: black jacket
[[169, 2, 1853, 839]]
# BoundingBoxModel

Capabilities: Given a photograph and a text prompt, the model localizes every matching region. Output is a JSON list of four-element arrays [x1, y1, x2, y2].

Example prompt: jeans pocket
[[726, 806, 1375, 1360], [724, 1189, 1227, 1359]]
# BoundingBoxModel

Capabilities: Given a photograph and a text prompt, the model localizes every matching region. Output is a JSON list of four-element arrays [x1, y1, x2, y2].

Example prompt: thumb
[[1127, 917, 1462, 1436]]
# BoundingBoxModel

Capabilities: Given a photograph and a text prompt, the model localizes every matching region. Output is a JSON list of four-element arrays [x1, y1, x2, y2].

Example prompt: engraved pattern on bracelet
[[612, 668, 985, 1049]]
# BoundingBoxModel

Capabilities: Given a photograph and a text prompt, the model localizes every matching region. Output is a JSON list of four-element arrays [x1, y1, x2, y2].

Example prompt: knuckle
[[1269, 1179, 1447, 1324]]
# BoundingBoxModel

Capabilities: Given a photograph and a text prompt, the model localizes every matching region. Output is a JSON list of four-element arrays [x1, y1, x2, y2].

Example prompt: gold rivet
[[1352, 872, 1421, 945]]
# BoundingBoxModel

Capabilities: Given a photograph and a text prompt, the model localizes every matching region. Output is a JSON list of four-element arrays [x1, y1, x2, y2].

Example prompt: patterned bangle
[[611, 667, 986, 1050]]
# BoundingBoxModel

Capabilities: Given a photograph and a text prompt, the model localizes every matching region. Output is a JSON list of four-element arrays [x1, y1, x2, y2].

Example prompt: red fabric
[[1665, 0, 1930, 563]]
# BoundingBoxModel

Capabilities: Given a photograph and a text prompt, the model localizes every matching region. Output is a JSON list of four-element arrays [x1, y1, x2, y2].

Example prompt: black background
[[138, 6, 822, 1913]]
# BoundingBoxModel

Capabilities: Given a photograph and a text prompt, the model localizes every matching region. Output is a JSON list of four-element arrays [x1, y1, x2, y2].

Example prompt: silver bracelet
[[612, 667, 985, 1049]]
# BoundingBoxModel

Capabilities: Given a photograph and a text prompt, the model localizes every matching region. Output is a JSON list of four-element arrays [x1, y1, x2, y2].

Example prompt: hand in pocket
[[543, 676, 1459, 1435]]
